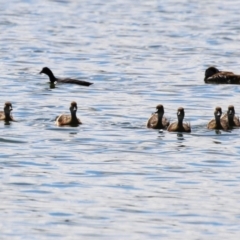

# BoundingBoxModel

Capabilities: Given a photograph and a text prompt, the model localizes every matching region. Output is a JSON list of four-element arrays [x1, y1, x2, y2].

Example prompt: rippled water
[[1, 0, 240, 239]]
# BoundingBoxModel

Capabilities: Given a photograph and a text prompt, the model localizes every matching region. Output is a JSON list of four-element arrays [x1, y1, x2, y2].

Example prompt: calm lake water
[[1, 0, 240, 239]]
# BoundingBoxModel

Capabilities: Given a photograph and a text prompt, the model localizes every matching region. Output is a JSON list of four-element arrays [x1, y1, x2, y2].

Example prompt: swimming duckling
[[167, 107, 191, 132], [221, 105, 240, 128], [0, 102, 15, 121], [55, 101, 82, 126], [204, 66, 240, 84], [40, 67, 93, 86], [207, 107, 229, 130], [147, 104, 169, 129]]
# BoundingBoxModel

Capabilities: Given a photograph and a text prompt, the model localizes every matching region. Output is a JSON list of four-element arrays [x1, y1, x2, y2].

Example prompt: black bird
[[39, 67, 93, 86], [204, 66, 240, 84]]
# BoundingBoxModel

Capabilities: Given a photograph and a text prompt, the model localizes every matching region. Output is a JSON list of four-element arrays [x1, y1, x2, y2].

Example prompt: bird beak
[[39, 70, 43, 74]]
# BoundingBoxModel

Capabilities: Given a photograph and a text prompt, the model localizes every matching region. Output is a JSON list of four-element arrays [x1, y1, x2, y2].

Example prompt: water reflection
[[215, 129, 222, 134], [177, 133, 184, 140], [49, 82, 56, 89]]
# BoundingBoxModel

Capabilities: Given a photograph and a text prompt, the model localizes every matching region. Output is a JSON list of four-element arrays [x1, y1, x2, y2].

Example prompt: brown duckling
[[207, 107, 229, 130], [167, 107, 191, 132], [221, 105, 240, 128], [147, 104, 169, 129], [55, 101, 82, 126], [204, 66, 240, 84], [40, 67, 93, 86], [0, 102, 15, 121]]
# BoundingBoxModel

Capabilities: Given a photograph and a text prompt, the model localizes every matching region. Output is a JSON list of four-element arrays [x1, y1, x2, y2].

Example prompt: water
[[0, 0, 240, 239]]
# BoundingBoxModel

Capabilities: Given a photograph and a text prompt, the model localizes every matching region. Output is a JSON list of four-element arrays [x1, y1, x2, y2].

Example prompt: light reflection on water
[[0, 0, 240, 239]]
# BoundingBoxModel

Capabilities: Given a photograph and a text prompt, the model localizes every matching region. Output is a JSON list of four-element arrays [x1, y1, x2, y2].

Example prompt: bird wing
[[147, 114, 158, 128], [234, 116, 240, 126], [55, 114, 71, 125], [162, 117, 170, 127], [0, 111, 5, 120], [221, 113, 228, 121], [57, 78, 93, 86], [206, 71, 240, 84], [207, 119, 216, 129], [167, 122, 178, 132]]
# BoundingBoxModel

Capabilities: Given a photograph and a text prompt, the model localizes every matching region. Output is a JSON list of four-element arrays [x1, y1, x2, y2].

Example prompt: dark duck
[[221, 105, 240, 128], [0, 102, 15, 122], [40, 67, 93, 86], [147, 104, 170, 129], [204, 66, 240, 84], [167, 107, 191, 133], [207, 107, 229, 130], [55, 101, 82, 126]]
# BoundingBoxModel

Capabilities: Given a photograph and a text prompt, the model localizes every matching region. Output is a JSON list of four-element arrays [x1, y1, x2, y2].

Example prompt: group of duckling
[[148, 66, 240, 132], [0, 66, 239, 129], [147, 105, 239, 132], [0, 101, 81, 126]]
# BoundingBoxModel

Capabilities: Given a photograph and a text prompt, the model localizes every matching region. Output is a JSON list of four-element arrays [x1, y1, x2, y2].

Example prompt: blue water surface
[[0, 0, 240, 239]]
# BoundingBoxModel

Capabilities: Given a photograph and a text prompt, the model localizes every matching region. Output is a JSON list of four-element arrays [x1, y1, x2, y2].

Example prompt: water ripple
[[0, 0, 240, 239]]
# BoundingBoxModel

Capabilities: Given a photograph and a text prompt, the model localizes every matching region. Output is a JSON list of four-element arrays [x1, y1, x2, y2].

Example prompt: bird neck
[[177, 116, 183, 127], [47, 71, 57, 83], [215, 116, 222, 128], [228, 115, 234, 126], [4, 112, 12, 121], [155, 112, 163, 127], [157, 112, 163, 121], [71, 111, 78, 122], [178, 120, 183, 127]]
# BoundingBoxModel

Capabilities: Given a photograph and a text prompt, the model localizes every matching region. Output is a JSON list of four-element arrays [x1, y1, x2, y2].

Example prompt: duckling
[[221, 105, 240, 128], [40, 67, 93, 86], [207, 107, 229, 130], [0, 102, 15, 121], [55, 101, 82, 126], [147, 104, 169, 129], [204, 66, 240, 84], [167, 107, 191, 132]]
